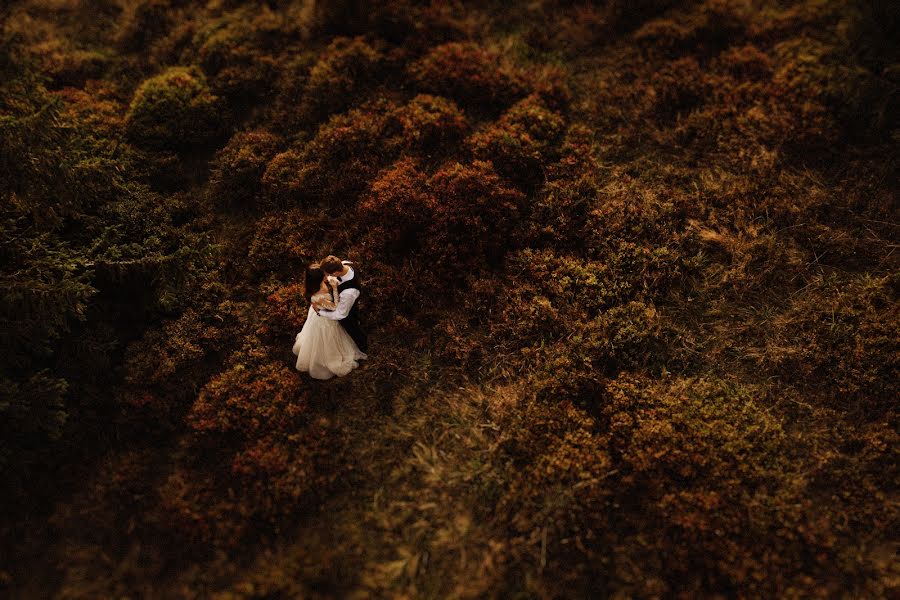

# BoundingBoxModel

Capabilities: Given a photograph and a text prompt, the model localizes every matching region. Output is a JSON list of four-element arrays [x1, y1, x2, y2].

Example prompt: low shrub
[[467, 93, 566, 187], [315, 0, 472, 49], [584, 173, 682, 253], [373, 0, 473, 47], [649, 56, 712, 125], [529, 300, 662, 405], [152, 354, 322, 546], [262, 101, 397, 207], [187, 360, 309, 440], [302, 36, 383, 121], [54, 80, 125, 138], [386, 94, 468, 155], [269, 51, 318, 132], [715, 43, 773, 80], [493, 398, 612, 594], [493, 374, 885, 596], [262, 282, 310, 334], [633, 0, 749, 58], [124, 66, 226, 152], [121, 309, 221, 397], [408, 42, 526, 111], [242, 210, 323, 281], [528, 124, 602, 247], [357, 158, 436, 258], [192, 7, 281, 101], [116, 0, 174, 53], [507, 249, 647, 318], [209, 129, 282, 207], [155, 467, 245, 547], [260, 148, 305, 206], [426, 160, 527, 271]]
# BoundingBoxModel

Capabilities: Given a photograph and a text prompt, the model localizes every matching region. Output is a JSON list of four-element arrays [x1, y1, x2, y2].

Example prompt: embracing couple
[[292, 255, 368, 380]]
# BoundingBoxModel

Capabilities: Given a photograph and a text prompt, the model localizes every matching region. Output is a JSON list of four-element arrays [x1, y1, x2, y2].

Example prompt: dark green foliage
[[0, 33, 219, 512], [209, 129, 282, 207], [192, 6, 281, 102], [301, 36, 383, 121], [125, 66, 226, 151], [116, 0, 176, 53]]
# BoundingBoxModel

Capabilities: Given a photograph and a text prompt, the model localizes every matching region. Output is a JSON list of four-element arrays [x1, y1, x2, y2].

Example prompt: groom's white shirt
[[318, 262, 359, 321]]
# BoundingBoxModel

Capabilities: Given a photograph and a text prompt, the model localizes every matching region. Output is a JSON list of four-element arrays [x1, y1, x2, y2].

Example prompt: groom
[[317, 255, 368, 353]]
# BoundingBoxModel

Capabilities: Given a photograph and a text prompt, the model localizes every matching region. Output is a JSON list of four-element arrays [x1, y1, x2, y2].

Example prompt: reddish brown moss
[[408, 42, 526, 110]]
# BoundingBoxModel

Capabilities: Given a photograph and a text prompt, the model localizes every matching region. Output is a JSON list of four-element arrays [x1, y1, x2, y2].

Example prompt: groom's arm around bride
[[316, 255, 368, 353]]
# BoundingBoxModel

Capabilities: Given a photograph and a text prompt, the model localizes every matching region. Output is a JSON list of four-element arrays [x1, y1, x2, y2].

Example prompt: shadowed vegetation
[[0, 0, 897, 597]]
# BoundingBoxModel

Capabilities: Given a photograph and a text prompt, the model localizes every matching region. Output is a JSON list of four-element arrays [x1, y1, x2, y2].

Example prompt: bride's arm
[[315, 277, 339, 311]]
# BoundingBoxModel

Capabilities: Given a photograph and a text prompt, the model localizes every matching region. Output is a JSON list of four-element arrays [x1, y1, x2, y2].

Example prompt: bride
[[292, 263, 367, 379]]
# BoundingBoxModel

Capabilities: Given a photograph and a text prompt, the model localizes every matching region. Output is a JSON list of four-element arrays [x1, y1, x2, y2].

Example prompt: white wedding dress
[[292, 276, 367, 379]]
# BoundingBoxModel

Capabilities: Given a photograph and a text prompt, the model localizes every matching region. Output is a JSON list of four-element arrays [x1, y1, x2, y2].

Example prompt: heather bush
[[118, 292, 248, 415], [649, 56, 712, 125], [426, 160, 526, 271], [262, 101, 396, 206], [375, 0, 473, 47], [38, 45, 110, 88], [116, 0, 174, 53], [302, 36, 383, 121], [188, 360, 308, 439], [633, 0, 749, 58], [715, 43, 773, 81], [528, 125, 602, 247], [315, 0, 472, 48], [493, 398, 612, 592], [153, 352, 323, 546], [467, 93, 565, 187], [509, 250, 639, 317], [209, 129, 282, 207], [269, 51, 318, 132], [604, 0, 680, 33], [243, 209, 320, 281], [259, 147, 305, 206], [154, 464, 251, 548], [489, 287, 568, 354], [768, 38, 843, 151], [494, 374, 883, 596], [386, 94, 468, 155], [584, 174, 682, 253], [262, 282, 309, 334], [529, 300, 662, 405], [192, 7, 280, 102], [53, 80, 125, 138], [357, 158, 435, 258], [408, 42, 526, 111], [594, 375, 884, 595], [124, 66, 226, 151]]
